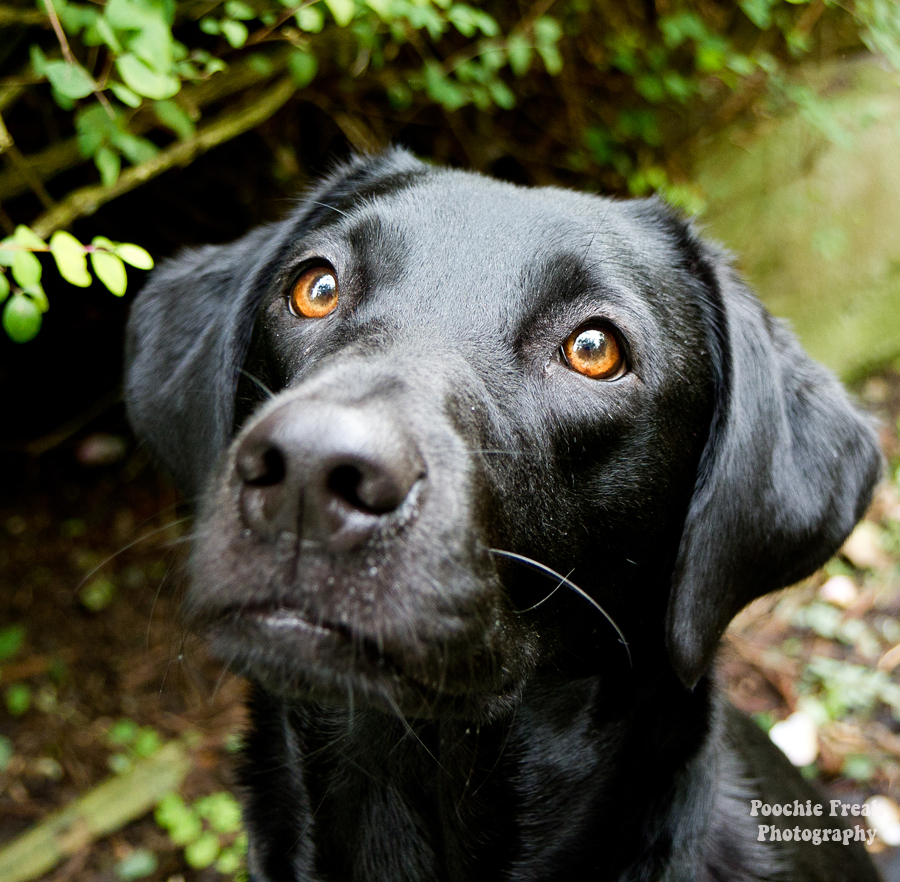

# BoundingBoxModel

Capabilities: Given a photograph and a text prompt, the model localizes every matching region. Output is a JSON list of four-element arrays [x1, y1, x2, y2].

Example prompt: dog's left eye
[[288, 265, 339, 318], [561, 323, 626, 380]]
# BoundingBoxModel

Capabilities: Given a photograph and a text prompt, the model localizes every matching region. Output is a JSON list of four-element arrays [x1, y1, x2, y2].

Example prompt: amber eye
[[562, 323, 626, 380], [288, 265, 338, 318]]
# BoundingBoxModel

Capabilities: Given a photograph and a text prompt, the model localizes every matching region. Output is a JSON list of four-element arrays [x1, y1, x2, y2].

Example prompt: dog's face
[[125, 150, 880, 720]]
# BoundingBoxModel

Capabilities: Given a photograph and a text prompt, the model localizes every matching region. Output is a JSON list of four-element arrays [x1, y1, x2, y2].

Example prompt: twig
[[40, 0, 76, 67], [0, 82, 26, 115], [0, 740, 192, 882], [31, 76, 297, 238], [245, 0, 319, 45], [0, 6, 49, 27], [41, 0, 115, 119], [0, 48, 293, 203], [0, 112, 54, 209]]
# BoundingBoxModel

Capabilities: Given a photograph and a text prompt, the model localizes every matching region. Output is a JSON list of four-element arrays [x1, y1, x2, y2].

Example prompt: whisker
[[488, 548, 632, 668], [239, 368, 276, 400], [512, 568, 574, 613], [73, 516, 192, 595], [383, 692, 447, 773], [309, 199, 352, 219]]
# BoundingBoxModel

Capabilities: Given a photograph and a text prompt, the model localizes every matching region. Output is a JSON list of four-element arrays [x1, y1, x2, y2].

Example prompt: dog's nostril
[[327, 463, 411, 514], [238, 446, 287, 487]]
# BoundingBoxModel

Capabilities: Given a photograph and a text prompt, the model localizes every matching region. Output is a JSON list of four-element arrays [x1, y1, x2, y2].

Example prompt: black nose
[[235, 400, 424, 548]]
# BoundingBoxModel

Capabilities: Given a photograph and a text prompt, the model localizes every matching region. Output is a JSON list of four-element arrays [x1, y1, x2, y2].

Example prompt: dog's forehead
[[291, 170, 698, 321]]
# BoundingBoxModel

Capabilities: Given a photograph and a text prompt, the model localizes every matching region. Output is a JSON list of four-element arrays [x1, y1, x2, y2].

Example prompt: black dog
[[125, 149, 883, 881]]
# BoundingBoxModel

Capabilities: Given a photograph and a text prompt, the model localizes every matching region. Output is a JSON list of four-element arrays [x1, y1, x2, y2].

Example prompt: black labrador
[[125, 149, 884, 882]]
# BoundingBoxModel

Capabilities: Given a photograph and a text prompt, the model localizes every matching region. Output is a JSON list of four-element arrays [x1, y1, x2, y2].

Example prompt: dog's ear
[[125, 148, 427, 498], [666, 235, 882, 688], [124, 224, 281, 498]]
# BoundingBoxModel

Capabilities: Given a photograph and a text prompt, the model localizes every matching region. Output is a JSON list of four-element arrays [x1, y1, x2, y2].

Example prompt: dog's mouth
[[195, 597, 527, 720]]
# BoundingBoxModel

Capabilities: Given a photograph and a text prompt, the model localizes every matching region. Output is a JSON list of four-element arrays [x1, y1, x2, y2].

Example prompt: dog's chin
[[197, 606, 528, 721]]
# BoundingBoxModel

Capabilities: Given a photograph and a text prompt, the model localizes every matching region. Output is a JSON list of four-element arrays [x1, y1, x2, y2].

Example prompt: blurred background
[[1, 1, 899, 879]]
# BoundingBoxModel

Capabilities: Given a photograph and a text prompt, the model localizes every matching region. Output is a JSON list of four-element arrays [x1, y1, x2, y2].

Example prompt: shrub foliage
[[0, 0, 897, 340]]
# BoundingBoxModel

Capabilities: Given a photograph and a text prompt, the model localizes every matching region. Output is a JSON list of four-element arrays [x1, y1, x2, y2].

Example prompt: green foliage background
[[0, 0, 899, 341]]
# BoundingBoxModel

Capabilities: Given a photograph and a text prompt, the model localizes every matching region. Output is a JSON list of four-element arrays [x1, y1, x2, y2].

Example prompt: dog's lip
[[203, 601, 416, 683], [198, 601, 514, 709], [249, 605, 335, 637]]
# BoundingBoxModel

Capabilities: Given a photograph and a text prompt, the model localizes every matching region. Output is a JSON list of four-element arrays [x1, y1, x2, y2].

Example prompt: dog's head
[[125, 150, 880, 716]]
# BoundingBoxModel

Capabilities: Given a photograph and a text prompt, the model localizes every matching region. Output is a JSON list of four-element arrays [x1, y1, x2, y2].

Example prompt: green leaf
[[13, 225, 46, 250], [11, 251, 42, 288], [387, 81, 412, 110], [91, 250, 128, 295], [185, 832, 221, 868], [247, 53, 274, 76], [447, 5, 478, 37], [506, 33, 532, 77], [740, 0, 773, 30], [108, 718, 139, 745], [295, 5, 324, 32], [199, 16, 220, 34], [153, 99, 195, 138], [110, 81, 142, 107], [50, 231, 92, 287], [116, 52, 179, 99], [0, 272, 8, 303], [23, 283, 48, 312], [132, 728, 162, 757], [0, 736, 13, 772], [93, 16, 123, 52], [424, 63, 467, 110], [225, 0, 255, 20], [533, 16, 562, 47], [0, 624, 25, 661], [536, 43, 563, 76], [5, 683, 31, 716], [112, 132, 159, 165], [95, 146, 121, 186], [116, 243, 154, 270], [44, 61, 96, 100], [30, 44, 48, 77], [56, 0, 99, 33], [3, 295, 42, 343], [324, 0, 355, 27], [220, 18, 249, 48], [79, 575, 116, 610], [104, 0, 159, 30], [50, 88, 76, 110], [488, 79, 515, 109], [287, 50, 317, 87], [76, 104, 118, 156], [116, 849, 158, 881]]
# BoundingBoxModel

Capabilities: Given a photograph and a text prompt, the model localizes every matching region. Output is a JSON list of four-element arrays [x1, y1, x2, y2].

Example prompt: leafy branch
[[1, 0, 898, 341]]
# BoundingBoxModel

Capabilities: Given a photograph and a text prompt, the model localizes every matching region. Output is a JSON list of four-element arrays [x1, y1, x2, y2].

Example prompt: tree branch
[[31, 76, 297, 238], [0, 6, 49, 27], [0, 48, 292, 203]]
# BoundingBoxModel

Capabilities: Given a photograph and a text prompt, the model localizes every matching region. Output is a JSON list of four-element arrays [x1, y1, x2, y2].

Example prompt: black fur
[[125, 149, 883, 881]]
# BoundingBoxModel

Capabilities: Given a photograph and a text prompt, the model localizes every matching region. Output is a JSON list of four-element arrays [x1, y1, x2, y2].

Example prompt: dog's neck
[[240, 670, 718, 882]]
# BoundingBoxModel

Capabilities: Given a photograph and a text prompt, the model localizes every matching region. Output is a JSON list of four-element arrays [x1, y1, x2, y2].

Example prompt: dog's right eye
[[561, 322, 626, 380], [288, 265, 339, 318]]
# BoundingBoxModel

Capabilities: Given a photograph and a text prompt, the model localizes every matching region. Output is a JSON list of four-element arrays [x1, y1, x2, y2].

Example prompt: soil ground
[[1, 368, 900, 881]]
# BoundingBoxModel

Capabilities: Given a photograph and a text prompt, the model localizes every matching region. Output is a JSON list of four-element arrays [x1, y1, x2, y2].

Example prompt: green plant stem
[[31, 76, 296, 238]]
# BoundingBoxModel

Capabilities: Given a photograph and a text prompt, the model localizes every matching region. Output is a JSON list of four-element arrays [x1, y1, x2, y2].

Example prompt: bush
[[0, 0, 897, 340]]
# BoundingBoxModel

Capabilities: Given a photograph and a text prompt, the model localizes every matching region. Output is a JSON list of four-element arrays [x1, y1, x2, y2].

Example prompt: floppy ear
[[666, 237, 882, 688], [124, 224, 281, 498], [125, 148, 428, 498]]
